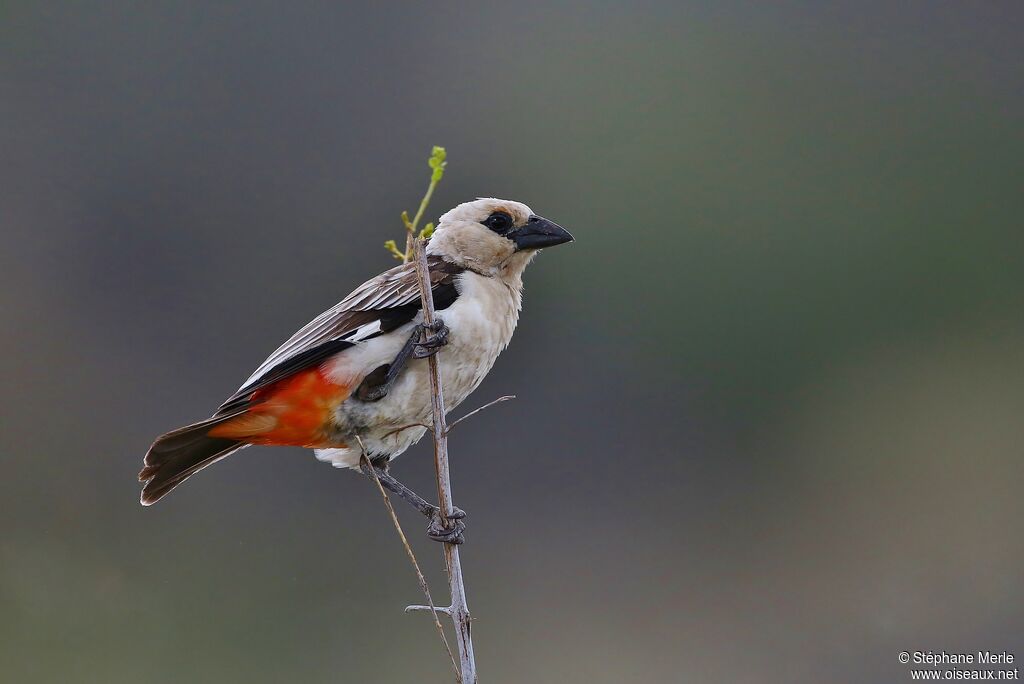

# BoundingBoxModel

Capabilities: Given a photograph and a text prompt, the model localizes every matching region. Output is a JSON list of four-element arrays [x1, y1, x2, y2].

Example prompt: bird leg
[[355, 319, 448, 402], [359, 457, 466, 544]]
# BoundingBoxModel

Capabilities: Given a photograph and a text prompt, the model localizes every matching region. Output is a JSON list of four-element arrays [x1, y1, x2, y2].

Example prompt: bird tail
[[139, 414, 249, 505]]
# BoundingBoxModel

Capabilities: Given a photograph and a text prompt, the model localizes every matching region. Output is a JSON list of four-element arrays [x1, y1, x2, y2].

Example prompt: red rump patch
[[208, 367, 350, 448]]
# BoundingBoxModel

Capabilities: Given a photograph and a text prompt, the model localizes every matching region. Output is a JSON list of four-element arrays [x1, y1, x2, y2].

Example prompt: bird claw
[[413, 319, 449, 359], [427, 505, 466, 544]]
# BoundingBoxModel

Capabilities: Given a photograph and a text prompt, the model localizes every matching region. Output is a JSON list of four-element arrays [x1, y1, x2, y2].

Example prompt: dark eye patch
[[482, 211, 514, 235]]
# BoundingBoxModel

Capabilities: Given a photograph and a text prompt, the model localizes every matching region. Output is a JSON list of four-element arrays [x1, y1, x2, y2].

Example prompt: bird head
[[427, 198, 573, 277]]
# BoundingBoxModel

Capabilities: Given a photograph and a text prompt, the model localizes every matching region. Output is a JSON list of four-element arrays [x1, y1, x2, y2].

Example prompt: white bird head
[[427, 198, 573, 277]]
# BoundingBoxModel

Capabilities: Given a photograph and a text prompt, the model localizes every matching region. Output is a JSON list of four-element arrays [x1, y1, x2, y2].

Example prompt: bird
[[138, 198, 573, 543]]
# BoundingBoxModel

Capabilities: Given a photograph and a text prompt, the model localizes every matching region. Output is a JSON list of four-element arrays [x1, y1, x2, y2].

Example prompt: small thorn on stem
[[406, 604, 454, 616]]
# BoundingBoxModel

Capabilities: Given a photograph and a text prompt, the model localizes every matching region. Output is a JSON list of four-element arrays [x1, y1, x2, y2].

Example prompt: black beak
[[510, 215, 574, 251]]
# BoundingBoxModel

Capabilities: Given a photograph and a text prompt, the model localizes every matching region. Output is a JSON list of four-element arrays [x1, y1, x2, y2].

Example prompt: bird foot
[[413, 319, 449, 359], [427, 505, 466, 544]]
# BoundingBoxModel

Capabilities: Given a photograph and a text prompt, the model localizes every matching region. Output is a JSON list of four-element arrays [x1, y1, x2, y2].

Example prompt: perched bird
[[139, 198, 573, 542]]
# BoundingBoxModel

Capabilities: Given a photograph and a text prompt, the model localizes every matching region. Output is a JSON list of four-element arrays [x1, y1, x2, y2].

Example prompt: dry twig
[[447, 395, 516, 432], [357, 444, 459, 678], [407, 221, 477, 684], [379, 147, 478, 683]]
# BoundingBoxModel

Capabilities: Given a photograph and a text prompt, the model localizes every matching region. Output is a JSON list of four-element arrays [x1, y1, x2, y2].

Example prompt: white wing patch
[[346, 320, 383, 342]]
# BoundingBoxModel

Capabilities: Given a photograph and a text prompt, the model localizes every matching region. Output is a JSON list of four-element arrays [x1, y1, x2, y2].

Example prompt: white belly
[[315, 271, 520, 469]]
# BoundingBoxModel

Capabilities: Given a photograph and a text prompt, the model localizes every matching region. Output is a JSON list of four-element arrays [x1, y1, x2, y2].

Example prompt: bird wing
[[215, 255, 463, 415]]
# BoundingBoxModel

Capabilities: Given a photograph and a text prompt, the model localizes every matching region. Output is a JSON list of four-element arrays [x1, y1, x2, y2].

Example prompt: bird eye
[[483, 211, 514, 235]]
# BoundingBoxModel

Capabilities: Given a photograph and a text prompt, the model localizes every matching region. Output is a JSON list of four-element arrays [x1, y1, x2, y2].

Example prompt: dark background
[[2, 3, 1022, 682]]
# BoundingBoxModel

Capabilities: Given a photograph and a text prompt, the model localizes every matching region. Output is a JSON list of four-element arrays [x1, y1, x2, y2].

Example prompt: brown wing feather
[[216, 256, 463, 414]]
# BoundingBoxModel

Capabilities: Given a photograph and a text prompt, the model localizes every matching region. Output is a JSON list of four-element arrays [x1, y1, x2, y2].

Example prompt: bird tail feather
[[139, 414, 249, 505]]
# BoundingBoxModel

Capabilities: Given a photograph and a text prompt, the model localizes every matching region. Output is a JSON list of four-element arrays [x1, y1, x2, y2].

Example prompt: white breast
[[436, 271, 520, 406], [316, 271, 521, 468]]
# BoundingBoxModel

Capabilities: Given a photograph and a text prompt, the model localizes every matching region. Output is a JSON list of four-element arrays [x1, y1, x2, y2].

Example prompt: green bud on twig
[[386, 146, 447, 260], [428, 146, 447, 183], [383, 239, 407, 261]]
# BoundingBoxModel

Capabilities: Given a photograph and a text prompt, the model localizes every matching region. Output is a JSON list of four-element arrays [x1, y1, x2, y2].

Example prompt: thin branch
[[357, 446, 459, 679], [409, 232, 477, 684], [402, 212, 414, 264], [447, 395, 516, 433], [379, 146, 477, 683], [381, 422, 433, 440]]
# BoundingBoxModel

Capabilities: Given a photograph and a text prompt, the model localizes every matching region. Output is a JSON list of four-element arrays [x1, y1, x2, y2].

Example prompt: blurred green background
[[1, 2, 1022, 682]]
